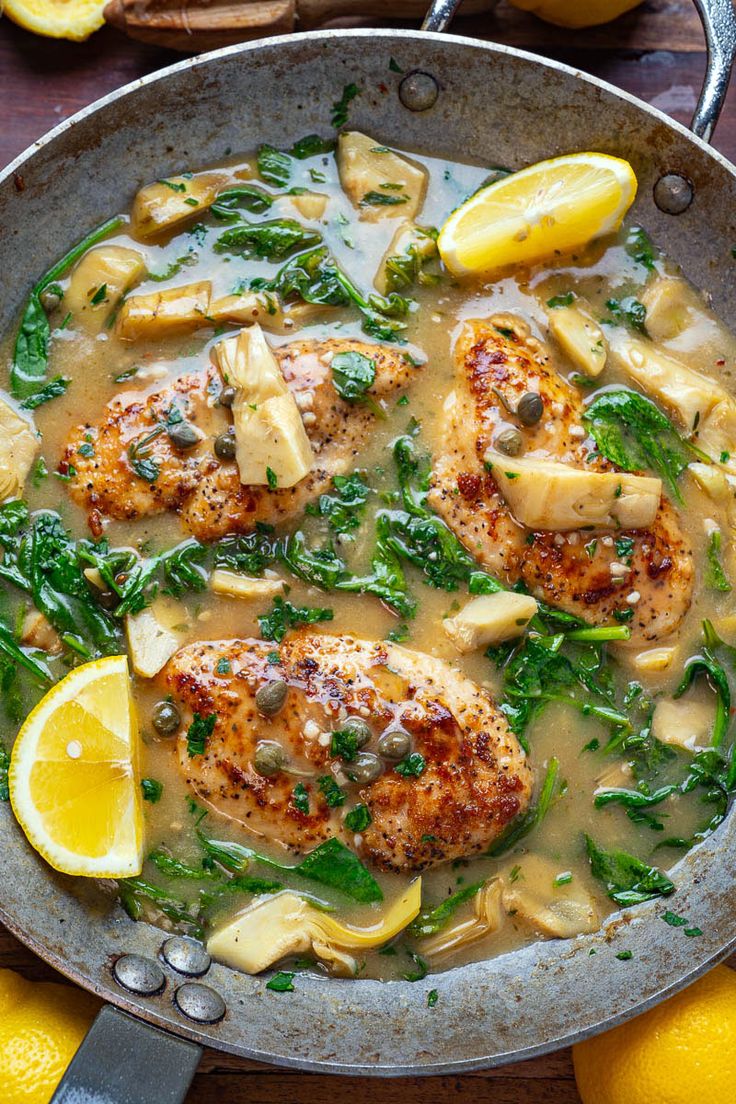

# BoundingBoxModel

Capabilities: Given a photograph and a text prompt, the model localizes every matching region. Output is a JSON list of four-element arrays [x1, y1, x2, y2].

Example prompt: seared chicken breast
[[429, 317, 694, 643], [63, 338, 418, 540], [161, 631, 533, 874]]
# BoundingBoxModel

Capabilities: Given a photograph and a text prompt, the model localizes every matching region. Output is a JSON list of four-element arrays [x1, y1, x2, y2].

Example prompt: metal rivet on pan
[[112, 954, 166, 996], [399, 71, 439, 112], [161, 936, 211, 977], [174, 982, 226, 1024], [653, 172, 694, 215]]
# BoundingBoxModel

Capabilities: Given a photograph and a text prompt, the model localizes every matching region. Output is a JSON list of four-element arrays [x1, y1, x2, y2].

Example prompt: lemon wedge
[[3, 0, 106, 41], [438, 152, 637, 276], [9, 655, 143, 878]]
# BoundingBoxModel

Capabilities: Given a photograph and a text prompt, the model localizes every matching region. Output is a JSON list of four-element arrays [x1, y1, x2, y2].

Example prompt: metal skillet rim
[[4, 26, 736, 188], [1, 26, 736, 1075]]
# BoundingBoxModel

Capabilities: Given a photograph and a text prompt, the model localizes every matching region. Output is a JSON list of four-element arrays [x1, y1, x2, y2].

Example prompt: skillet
[[0, 1, 735, 1099]]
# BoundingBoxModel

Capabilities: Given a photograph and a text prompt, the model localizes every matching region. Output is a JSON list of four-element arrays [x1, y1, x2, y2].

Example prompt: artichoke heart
[[501, 855, 599, 939], [132, 172, 230, 239], [420, 880, 504, 962], [65, 245, 146, 333], [116, 281, 211, 341], [207, 880, 422, 976], [375, 222, 438, 294], [443, 592, 538, 653], [0, 397, 39, 501], [607, 333, 727, 431], [210, 569, 285, 600], [486, 450, 661, 531], [125, 600, 181, 679], [642, 275, 732, 357], [652, 697, 715, 752], [214, 324, 314, 488], [547, 303, 606, 378], [337, 132, 427, 222]]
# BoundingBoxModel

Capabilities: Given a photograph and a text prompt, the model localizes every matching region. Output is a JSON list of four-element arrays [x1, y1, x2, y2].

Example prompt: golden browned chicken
[[63, 339, 418, 540], [429, 317, 694, 644], [160, 631, 533, 874]]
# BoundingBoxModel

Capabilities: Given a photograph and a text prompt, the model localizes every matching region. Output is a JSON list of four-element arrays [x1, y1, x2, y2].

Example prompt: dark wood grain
[[0, 1, 734, 1101]]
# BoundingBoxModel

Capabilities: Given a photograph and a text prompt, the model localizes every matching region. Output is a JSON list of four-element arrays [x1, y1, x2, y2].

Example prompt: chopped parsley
[[318, 775, 346, 807], [394, 752, 426, 778], [266, 971, 295, 992], [292, 782, 310, 814], [258, 597, 334, 643], [331, 351, 376, 403], [186, 713, 216, 758], [141, 778, 163, 803], [331, 82, 360, 128], [345, 803, 372, 832]]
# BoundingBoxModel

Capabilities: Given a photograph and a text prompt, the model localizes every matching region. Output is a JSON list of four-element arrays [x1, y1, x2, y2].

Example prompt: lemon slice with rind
[[3, 0, 106, 42], [9, 655, 143, 878], [438, 152, 637, 276]]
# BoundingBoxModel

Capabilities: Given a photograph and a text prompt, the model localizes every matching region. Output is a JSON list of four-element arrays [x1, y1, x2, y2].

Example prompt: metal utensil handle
[[692, 0, 736, 141], [50, 1005, 201, 1104], [422, 0, 736, 143]]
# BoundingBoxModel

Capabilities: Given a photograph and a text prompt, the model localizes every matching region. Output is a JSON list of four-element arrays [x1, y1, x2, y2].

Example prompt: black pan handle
[[50, 1005, 201, 1104], [422, 0, 736, 144]]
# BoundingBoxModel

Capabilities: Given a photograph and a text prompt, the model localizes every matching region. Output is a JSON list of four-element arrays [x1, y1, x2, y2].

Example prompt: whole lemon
[[573, 965, 736, 1104], [508, 0, 644, 29], [0, 968, 99, 1104]]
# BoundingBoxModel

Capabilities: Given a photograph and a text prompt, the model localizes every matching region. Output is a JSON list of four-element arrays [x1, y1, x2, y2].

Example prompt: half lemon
[[438, 152, 637, 276], [9, 655, 143, 878]]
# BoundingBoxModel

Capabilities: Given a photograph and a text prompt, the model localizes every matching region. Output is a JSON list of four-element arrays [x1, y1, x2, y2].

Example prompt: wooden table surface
[[1, 1, 734, 1100]]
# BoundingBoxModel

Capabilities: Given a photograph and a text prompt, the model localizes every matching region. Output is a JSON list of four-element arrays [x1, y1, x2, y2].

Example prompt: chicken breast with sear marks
[[429, 316, 694, 644], [63, 338, 418, 540], [161, 631, 532, 874]]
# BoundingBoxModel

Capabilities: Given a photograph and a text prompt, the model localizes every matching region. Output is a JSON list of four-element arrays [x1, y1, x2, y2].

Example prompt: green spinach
[[12, 216, 123, 398]]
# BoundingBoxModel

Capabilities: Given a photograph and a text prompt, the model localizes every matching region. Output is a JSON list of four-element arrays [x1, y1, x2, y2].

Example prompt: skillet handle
[[50, 1005, 202, 1104], [691, 0, 736, 142], [421, 0, 736, 144]]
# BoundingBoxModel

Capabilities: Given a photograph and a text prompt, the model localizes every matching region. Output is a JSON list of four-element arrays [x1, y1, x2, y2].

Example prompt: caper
[[254, 739, 286, 777], [214, 430, 236, 461], [152, 700, 181, 737], [516, 391, 543, 426], [341, 716, 372, 748], [255, 679, 288, 717], [95, 589, 118, 611], [377, 728, 411, 761], [167, 421, 200, 450], [39, 287, 61, 314], [347, 751, 383, 784], [495, 426, 523, 457], [218, 386, 236, 408]]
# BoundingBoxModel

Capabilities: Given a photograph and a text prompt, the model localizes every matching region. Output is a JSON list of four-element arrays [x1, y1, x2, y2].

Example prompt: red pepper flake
[[89, 509, 103, 539]]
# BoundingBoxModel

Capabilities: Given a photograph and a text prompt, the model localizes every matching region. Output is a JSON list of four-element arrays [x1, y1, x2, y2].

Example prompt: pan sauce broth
[[3, 135, 736, 983]]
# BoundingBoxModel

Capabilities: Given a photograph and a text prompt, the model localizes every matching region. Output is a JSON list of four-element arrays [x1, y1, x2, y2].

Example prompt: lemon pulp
[[9, 655, 143, 878], [438, 152, 637, 276]]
